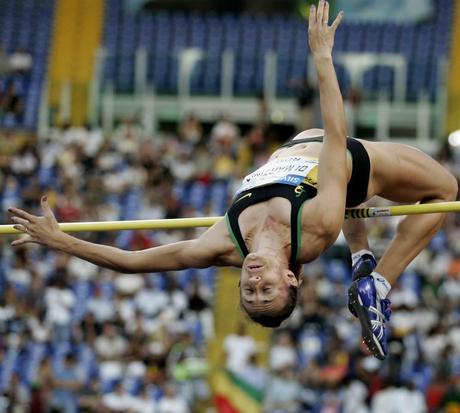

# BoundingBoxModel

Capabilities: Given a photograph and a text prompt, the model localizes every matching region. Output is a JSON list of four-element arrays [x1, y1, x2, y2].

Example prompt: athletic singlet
[[235, 155, 319, 196], [225, 137, 371, 268]]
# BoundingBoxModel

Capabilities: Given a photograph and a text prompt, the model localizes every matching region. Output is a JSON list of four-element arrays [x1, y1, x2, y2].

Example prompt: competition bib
[[236, 156, 318, 195]]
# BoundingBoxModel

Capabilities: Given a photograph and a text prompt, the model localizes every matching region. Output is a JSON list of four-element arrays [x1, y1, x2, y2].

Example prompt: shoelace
[[368, 299, 392, 340]]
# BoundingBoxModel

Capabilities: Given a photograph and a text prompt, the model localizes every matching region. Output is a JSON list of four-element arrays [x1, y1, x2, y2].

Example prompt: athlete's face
[[240, 253, 298, 315]]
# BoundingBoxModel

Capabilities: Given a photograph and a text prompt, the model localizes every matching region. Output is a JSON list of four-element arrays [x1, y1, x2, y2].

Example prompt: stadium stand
[[1, 112, 460, 411], [0, 0, 54, 129], [102, 0, 452, 100]]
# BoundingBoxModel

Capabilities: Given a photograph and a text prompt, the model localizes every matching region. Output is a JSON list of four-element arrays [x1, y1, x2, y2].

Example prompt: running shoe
[[348, 275, 392, 360], [348, 253, 376, 317], [352, 253, 377, 281]]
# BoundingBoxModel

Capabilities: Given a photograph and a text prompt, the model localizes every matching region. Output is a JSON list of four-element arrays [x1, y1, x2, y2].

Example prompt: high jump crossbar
[[1, 201, 460, 235]]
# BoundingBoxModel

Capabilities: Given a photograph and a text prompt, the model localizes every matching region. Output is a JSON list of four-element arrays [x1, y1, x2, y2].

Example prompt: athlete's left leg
[[346, 141, 458, 359], [370, 143, 458, 284]]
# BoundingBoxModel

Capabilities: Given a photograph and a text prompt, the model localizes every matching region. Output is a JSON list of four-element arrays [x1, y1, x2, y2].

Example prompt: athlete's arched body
[[8, 1, 457, 359]]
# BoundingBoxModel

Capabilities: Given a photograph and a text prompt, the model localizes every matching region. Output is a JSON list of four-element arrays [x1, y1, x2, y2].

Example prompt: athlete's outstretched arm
[[8, 197, 229, 273], [308, 1, 347, 228]]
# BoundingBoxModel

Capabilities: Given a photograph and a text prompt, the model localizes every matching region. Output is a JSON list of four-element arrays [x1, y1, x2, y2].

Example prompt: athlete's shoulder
[[197, 218, 244, 267], [297, 197, 342, 260]]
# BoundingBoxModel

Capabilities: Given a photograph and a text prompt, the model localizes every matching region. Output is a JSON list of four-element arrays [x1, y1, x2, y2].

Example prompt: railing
[[39, 47, 449, 148], [96, 48, 445, 102]]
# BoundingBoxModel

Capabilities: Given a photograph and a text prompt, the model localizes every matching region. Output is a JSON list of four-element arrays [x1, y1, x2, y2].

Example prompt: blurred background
[[0, 0, 460, 412]]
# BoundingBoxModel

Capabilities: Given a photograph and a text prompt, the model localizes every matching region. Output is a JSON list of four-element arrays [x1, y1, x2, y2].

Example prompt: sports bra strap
[[225, 183, 316, 270]]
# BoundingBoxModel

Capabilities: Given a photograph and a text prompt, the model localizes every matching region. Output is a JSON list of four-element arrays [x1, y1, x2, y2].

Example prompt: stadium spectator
[[45, 272, 76, 342], [112, 117, 144, 156], [157, 382, 190, 413], [371, 380, 427, 413], [440, 377, 460, 412], [132, 385, 157, 413], [27, 306, 50, 343], [95, 323, 128, 361], [10, 142, 39, 184], [179, 113, 203, 147], [135, 279, 169, 318], [187, 278, 214, 340], [288, 77, 317, 132], [263, 365, 302, 413], [238, 353, 268, 392], [86, 283, 116, 325], [8, 48, 32, 73], [167, 149, 197, 183], [269, 331, 298, 371], [3, 372, 29, 410], [223, 323, 257, 373], [33, 357, 54, 408], [0, 84, 24, 123], [101, 381, 135, 411], [51, 353, 84, 413], [78, 377, 103, 412], [343, 380, 369, 413]]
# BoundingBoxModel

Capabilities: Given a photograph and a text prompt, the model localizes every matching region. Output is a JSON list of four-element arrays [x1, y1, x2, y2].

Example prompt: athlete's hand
[[8, 196, 62, 247], [308, 0, 343, 58]]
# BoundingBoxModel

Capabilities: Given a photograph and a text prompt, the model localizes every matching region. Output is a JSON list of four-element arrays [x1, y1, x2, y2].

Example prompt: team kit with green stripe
[[225, 136, 371, 271]]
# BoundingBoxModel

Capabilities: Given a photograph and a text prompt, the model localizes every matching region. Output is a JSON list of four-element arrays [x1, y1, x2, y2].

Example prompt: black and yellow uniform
[[225, 137, 371, 269]]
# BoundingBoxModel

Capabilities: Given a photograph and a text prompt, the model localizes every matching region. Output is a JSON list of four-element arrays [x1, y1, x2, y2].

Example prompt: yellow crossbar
[[1, 201, 460, 235]]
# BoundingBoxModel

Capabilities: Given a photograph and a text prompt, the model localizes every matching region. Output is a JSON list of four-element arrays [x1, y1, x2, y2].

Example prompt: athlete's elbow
[[114, 251, 146, 273], [326, 125, 347, 142], [321, 214, 343, 238]]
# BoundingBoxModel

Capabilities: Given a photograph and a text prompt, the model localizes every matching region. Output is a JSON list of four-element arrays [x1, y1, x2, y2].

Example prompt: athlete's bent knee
[[424, 171, 457, 203], [442, 173, 458, 202]]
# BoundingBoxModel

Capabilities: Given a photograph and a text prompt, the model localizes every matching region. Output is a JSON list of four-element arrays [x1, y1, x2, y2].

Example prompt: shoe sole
[[348, 282, 386, 360]]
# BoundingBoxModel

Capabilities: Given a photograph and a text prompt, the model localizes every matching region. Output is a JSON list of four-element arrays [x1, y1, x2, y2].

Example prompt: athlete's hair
[[240, 284, 298, 328]]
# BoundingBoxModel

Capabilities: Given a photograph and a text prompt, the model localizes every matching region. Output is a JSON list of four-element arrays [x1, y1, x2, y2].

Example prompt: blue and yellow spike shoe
[[348, 275, 392, 360]]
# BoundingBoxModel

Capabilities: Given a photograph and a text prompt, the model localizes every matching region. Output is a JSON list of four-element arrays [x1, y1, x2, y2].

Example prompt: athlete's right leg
[[344, 216, 387, 359], [342, 218, 369, 254], [343, 217, 377, 281]]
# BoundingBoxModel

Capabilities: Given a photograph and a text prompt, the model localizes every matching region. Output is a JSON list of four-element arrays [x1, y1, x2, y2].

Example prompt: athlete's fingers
[[323, 1, 329, 25], [331, 10, 344, 31], [7, 207, 37, 223], [309, 3, 316, 27], [316, 0, 325, 25], [13, 224, 27, 233], [11, 234, 32, 247], [41, 196, 54, 219], [11, 216, 29, 227]]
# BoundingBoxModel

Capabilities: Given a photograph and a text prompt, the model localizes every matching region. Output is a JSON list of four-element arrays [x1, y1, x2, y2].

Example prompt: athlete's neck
[[249, 222, 290, 267]]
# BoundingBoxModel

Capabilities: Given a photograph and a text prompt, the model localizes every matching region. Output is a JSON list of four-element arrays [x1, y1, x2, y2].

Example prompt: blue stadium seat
[[26, 343, 46, 384], [98, 1, 453, 101], [72, 280, 92, 322], [381, 23, 399, 53], [0, 0, 54, 128], [0, 349, 19, 391]]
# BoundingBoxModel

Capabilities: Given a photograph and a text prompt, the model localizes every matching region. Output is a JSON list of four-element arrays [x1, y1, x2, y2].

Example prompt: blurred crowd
[[224, 224, 460, 413], [0, 114, 460, 412], [0, 113, 279, 412], [0, 45, 32, 127]]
